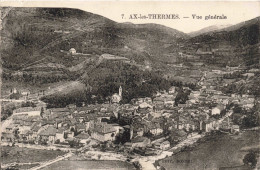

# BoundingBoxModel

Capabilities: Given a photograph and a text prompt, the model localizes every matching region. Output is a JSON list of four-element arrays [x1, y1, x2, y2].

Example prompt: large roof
[[75, 133, 89, 139], [131, 136, 149, 143], [38, 126, 57, 136]]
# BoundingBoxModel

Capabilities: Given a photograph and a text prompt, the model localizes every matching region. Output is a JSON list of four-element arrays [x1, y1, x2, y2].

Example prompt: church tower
[[119, 86, 122, 97]]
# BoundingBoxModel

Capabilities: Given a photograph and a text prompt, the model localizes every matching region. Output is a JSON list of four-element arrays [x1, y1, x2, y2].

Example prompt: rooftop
[[38, 126, 57, 136], [75, 133, 89, 139], [131, 136, 149, 143]]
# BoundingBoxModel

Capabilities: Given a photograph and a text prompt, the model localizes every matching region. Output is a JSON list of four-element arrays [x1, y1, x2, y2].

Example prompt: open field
[[5, 163, 40, 170], [44, 81, 86, 96], [1, 146, 67, 164], [1, 80, 70, 96], [42, 160, 135, 170], [159, 129, 260, 170]]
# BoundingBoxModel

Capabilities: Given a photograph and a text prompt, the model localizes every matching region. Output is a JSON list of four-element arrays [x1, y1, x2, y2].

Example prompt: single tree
[[243, 151, 257, 168], [40, 107, 44, 118]]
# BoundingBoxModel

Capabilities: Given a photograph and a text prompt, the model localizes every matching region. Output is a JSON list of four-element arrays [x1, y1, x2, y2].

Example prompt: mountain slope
[[1, 7, 187, 105], [1, 7, 259, 106], [1, 7, 187, 71]]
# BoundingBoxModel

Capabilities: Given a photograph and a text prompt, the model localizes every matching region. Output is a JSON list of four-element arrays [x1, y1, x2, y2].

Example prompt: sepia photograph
[[0, 1, 260, 170]]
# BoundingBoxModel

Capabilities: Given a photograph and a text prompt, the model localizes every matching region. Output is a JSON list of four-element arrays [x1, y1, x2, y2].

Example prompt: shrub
[[55, 139, 60, 144], [243, 151, 257, 168]]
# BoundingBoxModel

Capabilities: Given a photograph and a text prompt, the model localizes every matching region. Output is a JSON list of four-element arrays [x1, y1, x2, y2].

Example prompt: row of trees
[[41, 90, 89, 108]]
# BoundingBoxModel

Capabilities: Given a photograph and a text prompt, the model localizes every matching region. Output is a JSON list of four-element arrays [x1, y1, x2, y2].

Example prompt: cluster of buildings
[[0, 85, 226, 152], [2, 66, 256, 154]]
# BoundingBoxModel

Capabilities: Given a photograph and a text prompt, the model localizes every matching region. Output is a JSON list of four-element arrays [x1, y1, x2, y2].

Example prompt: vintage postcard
[[0, 1, 260, 170]]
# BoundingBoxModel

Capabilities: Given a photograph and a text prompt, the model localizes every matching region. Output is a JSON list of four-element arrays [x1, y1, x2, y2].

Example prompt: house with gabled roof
[[37, 126, 57, 145], [91, 122, 117, 142], [28, 123, 41, 143], [1, 132, 15, 142], [55, 127, 67, 143], [76, 123, 86, 133], [201, 117, 218, 132], [169, 129, 187, 143], [75, 132, 89, 144], [212, 104, 225, 115], [154, 140, 170, 150], [131, 136, 151, 148], [50, 108, 70, 114], [19, 120, 34, 133], [5, 124, 16, 133], [169, 86, 176, 94], [19, 130, 30, 142]]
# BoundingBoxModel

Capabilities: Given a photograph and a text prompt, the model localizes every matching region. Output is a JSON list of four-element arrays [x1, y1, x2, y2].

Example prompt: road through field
[[29, 152, 73, 170]]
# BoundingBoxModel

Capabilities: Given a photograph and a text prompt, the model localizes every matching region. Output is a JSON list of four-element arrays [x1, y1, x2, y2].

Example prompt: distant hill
[[186, 17, 260, 66], [189, 17, 260, 46], [188, 24, 232, 37], [2, 7, 258, 71]]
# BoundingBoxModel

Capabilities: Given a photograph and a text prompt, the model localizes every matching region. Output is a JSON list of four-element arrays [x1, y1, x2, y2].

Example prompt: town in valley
[[1, 7, 260, 170]]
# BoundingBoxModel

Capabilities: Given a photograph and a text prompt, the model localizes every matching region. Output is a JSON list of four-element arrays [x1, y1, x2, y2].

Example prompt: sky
[[1, 1, 260, 33]]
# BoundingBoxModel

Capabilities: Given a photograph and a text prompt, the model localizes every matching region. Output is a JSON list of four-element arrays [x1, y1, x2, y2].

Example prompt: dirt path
[[1, 162, 41, 169], [29, 152, 73, 170], [1, 152, 73, 170]]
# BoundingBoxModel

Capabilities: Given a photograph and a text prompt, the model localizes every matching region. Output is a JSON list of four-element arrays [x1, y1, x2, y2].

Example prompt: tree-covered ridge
[[40, 61, 175, 107]]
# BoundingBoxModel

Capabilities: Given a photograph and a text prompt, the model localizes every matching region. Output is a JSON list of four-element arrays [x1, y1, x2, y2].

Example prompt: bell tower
[[119, 86, 122, 97]]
